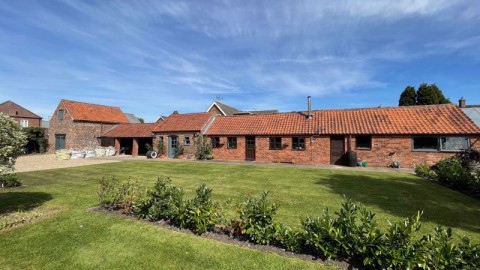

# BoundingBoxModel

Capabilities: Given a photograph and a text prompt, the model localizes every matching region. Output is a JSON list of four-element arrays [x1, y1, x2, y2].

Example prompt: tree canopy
[[0, 113, 27, 176], [399, 83, 450, 106]]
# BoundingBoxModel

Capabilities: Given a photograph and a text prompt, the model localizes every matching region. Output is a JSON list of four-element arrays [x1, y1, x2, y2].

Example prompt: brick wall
[[207, 105, 223, 116], [153, 132, 198, 158], [13, 117, 41, 127], [48, 102, 117, 152], [210, 135, 480, 168]]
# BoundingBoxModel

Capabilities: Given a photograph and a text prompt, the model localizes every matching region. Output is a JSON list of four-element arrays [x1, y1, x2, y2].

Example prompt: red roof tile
[[206, 104, 480, 135], [153, 112, 213, 133], [102, 123, 156, 138], [62, 100, 129, 123]]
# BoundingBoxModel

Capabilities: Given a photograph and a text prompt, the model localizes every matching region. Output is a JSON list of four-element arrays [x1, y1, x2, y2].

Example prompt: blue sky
[[1, 1, 479, 122]]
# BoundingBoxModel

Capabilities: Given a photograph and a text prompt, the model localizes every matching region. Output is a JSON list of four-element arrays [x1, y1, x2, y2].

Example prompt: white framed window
[[20, 119, 29, 127]]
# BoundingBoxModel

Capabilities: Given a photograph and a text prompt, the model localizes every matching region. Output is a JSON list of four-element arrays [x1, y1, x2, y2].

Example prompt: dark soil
[[91, 207, 353, 269]]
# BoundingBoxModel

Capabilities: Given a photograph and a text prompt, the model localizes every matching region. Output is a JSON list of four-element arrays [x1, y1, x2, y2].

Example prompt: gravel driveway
[[14, 154, 120, 173]]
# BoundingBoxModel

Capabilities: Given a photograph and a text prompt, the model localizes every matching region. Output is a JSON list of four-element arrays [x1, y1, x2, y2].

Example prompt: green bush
[[146, 177, 184, 222], [97, 178, 143, 213], [194, 136, 214, 160], [273, 223, 302, 253], [415, 163, 436, 179], [435, 157, 472, 190], [237, 191, 279, 245], [177, 183, 221, 234], [0, 173, 21, 188], [301, 199, 382, 261]]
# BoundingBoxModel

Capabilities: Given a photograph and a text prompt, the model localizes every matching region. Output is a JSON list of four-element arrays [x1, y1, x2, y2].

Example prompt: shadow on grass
[[0, 192, 53, 215], [316, 172, 480, 234]]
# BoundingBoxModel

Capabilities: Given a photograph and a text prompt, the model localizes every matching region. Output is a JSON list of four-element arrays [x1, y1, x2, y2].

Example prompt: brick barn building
[[101, 123, 157, 157], [152, 112, 215, 158], [48, 100, 130, 152], [205, 104, 480, 168]]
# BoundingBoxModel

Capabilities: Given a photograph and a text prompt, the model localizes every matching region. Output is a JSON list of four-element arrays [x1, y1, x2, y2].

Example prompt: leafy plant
[[0, 173, 21, 188], [178, 183, 221, 234], [97, 177, 142, 213], [194, 135, 214, 160], [145, 143, 153, 152], [237, 191, 279, 245], [157, 139, 165, 155], [174, 144, 184, 158], [415, 162, 434, 179], [147, 177, 184, 222], [435, 157, 472, 190]]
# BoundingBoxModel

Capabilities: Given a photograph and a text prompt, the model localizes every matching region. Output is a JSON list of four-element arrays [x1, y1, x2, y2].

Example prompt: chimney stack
[[172, 110, 179, 115], [307, 96, 312, 119], [459, 97, 466, 108]]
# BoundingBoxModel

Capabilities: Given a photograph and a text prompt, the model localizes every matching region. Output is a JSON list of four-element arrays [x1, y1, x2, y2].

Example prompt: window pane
[[413, 137, 439, 150], [292, 137, 306, 150], [356, 136, 372, 149], [441, 137, 469, 151], [184, 136, 190, 146], [269, 137, 282, 150], [58, 110, 64, 121], [227, 137, 237, 149]]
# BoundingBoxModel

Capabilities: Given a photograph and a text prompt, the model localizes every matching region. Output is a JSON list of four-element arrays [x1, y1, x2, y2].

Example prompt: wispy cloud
[[0, 0, 479, 121]]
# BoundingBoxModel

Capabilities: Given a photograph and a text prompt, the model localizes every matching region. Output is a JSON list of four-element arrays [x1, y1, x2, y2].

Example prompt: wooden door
[[55, 134, 65, 150], [330, 136, 345, 165], [245, 136, 256, 161], [168, 136, 178, 158]]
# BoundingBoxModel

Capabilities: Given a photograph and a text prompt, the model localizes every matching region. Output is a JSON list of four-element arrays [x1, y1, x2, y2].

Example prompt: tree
[[399, 86, 417, 106], [0, 113, 27, 186], [137, 117, 145, 123], [416, 83, 450, 105], [399, 83, 450, 106]]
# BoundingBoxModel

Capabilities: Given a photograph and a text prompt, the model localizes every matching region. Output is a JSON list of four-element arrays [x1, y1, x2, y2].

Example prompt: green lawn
[[1, 160, 479, 269]]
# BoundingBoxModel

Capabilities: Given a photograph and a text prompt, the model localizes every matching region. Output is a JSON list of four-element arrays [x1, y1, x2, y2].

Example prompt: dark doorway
[[245, 136, 256, 161], [120, 138, 133, 155], [55, 134, 65, 150], [138, 138, 153, 156], [330, 136, 345, 165]]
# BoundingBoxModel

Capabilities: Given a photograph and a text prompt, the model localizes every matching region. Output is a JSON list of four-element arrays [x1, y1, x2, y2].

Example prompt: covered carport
[[100, 123, 156, 157]]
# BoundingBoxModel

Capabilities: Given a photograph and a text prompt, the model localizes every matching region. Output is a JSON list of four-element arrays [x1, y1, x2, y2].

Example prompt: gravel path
[[14, 154, 120, 173]]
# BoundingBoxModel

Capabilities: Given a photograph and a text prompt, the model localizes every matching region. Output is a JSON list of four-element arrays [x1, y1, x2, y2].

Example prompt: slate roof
[[462, 107, 480, 129], [153, 112, 214, 133], [124, 113, 141, 123], [0, 100, 42, 119], [206, 104, 480, 136], [208, 101, 241, 116], [102, 123, 156, 138], [61, 100, 129, 124]]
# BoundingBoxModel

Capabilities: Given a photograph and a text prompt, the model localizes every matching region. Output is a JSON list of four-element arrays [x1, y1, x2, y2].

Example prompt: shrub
[[157, 140, 165, 155], [194, 136, 214, 160], [0, 113, 27, 185], [0, 173, 21, 188], [435, 157, 472, 190], [23, 127, 48, 154], [457, 147, 480, 166], [177, 183, 221, 234], [238, 191, 279, 245], [97, 178, 143, 213], [274, 223, 302, 253], [415, 163, 435, 179], [146, 177, 184, 222]]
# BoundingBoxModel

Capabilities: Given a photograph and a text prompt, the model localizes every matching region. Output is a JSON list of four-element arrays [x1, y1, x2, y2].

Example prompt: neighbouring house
[[205, 103, 480, 168], [206, 101, 278, 116], [152, 111, 215, 158], [458, 97, 480, 129], [0, 100, 42, 128], [100, 123, 156, 157], [124, 113, 141, 123], [48, 99, 130, 152]]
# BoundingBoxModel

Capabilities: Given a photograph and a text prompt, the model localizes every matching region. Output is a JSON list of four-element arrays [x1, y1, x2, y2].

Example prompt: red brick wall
[[48, 102, 117, 152], [13, 117, 42, 127], [210, 135, 480, 168], [153, 132, 198, 158]]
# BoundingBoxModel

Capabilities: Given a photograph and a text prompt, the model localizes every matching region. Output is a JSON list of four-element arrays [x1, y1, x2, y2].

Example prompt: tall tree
[[416, 83, 450, 105], [399, 86, 417, 106], [399, 83, 450, 106]]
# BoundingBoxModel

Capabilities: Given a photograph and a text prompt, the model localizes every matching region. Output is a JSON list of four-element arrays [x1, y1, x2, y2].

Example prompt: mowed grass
[[1, 160, 480, 269]]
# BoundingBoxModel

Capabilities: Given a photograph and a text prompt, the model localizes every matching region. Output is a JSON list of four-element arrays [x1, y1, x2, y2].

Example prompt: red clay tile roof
[[205, 104, 480, 135], [62, 100, 129, 123], [153, 112, 213, 132], [0, 101, 42, 119], [102, 123, 156, 138]]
